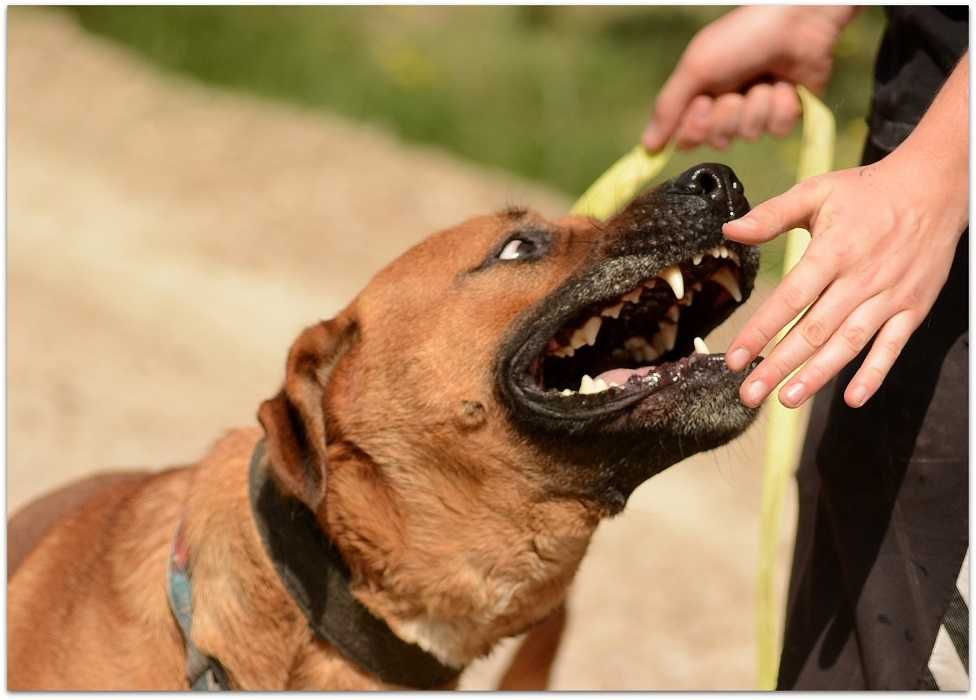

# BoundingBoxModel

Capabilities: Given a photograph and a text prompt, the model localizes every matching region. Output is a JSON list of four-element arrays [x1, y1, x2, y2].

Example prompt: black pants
[[776, 140, 969, 689]]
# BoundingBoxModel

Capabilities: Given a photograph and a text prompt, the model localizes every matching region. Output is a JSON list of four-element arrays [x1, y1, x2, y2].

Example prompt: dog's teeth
[[601, 302, 624, 319], [692, 254, 703, 266], [551, 345, 575, 358], [579, 374, 609, 394], [666, 305, 680, 323], [728, 249, 740, 265], [718, 245, 729, 259], [660, 265, 684, 300], [582, 316, 602, 346], [559, 388, 575, 396], [693, 336, 710, 354], [658, 322, 678, 352], [620, 287, 642, 304], [711, 267, 743, 302]]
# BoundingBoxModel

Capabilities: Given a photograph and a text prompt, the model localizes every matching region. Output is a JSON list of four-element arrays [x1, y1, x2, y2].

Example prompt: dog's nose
[[673, 163, 748, 219]]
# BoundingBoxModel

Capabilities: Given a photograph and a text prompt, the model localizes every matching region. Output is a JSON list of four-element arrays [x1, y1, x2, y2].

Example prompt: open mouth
[[501, 237, 756, 425], [532, 244, 745, 397]]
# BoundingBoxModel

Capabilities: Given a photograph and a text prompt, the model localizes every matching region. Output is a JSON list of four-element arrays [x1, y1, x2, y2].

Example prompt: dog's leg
[[496, 603, 567, 690]]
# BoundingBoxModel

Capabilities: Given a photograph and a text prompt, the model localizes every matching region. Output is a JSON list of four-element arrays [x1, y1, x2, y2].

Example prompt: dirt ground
[[7, 8, 799, 690]]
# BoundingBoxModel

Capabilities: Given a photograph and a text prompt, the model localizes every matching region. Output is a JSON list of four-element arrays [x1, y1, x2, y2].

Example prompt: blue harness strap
[[166, 522, 231, 691]]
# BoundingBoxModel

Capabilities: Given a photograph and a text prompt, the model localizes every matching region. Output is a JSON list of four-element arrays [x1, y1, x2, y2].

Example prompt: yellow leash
[[569, 86, 835, 689]]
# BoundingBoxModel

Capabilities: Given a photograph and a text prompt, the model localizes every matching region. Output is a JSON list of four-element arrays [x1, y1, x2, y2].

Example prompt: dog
[[8, 163, 760, 690]]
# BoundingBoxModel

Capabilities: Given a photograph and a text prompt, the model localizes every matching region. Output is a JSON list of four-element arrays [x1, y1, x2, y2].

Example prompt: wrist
[[881, 147, 970, 236]]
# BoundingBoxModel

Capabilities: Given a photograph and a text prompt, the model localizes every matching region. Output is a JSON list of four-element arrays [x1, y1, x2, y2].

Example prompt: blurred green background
[[66, 6, 886, 273]]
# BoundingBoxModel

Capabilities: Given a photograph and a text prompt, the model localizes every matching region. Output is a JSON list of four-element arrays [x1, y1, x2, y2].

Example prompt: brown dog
[[8, 163, 760, 690]]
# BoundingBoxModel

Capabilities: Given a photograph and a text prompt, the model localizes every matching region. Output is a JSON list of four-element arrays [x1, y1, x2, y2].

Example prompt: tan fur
[[8, 210, 627, 689]]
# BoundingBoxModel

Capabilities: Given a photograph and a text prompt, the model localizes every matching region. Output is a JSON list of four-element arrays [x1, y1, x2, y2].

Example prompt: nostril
[[694, 170, 721, 196]]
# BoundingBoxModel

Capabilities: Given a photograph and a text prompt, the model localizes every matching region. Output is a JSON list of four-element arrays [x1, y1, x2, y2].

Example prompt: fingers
[[772, 294, 890, 408], [643, 61, 707, 151], [726, 250, 836, 376], [740, 83, 774, 141], [842, 311, 919, 407], [738, 280, 865, 406], [722, 177, 829, 244], [768, 81, 802, 136], [706, 94, 743, 150], [674, 96, 714, 150]]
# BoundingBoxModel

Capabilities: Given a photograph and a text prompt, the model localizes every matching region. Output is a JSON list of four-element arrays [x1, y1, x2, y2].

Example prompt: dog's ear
[[257, 315, 357, 510]]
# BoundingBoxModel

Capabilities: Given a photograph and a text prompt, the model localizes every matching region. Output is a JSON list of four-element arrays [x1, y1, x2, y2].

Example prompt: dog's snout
[[675, 163, 748, 219]]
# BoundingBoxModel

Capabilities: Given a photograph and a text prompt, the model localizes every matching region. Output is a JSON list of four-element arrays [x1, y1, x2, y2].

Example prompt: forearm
[[887, 52, 970, 231]]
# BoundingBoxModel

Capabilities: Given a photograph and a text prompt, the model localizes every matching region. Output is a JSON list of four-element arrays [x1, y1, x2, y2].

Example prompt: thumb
[[642, 68, 702, 151], [722, 179, 827, 243]]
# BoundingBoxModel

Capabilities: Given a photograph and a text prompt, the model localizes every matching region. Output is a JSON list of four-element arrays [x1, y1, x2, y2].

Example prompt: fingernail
[[742, 379, 767, 406], [729, 217, 758, 233], [781, 382, 806, 407], [726, 347, 752, 371], [641, 124, 661, 149], [848, 385, 869, 408]]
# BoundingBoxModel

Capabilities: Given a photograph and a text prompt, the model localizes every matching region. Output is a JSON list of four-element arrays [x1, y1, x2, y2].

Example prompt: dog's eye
[[498, 238, 538, 261]]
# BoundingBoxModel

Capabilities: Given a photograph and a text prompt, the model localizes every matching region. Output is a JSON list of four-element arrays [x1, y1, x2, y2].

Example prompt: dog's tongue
[[596, 366, 656, 386]]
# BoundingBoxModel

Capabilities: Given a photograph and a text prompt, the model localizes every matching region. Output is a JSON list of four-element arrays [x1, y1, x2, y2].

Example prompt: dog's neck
[[247, 440, 461, 688], [319, 438, 602, 671], [182, 430, 599, 686]]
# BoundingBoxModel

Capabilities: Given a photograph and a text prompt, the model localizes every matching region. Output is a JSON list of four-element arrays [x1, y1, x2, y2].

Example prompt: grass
[[66, 6, 886, 274]]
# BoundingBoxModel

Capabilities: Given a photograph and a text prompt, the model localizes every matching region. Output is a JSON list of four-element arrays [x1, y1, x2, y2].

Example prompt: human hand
[[641, 6, 856, 152], [721, 152, 969, 410]]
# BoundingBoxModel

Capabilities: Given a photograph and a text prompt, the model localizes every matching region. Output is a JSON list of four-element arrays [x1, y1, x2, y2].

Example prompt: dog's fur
[[8, 167, 757, 689]]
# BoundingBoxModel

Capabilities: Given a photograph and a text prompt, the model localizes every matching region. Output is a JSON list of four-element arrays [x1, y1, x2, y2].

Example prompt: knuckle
[[780, 282, 808, 314], [802, 360, 830, 387], [765, 356, 794, 383], [863, 364, 886, 387], [841, 323, 869, 351], [800, 318, 828, 348], [879, 337, 904, 360]]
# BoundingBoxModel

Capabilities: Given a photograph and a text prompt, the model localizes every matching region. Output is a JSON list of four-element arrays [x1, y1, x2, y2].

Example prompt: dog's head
[[257, 163, 760, 656]]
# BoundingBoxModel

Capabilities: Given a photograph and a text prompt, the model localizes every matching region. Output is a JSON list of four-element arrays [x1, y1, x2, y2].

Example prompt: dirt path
[[8, 8, 797, 689]]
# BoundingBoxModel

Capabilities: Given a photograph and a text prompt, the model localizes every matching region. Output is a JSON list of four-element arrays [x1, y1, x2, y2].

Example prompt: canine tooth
[[582, 316, 602, 346], [621, 287, 642, 304], [711, 267, 743, 302], [579, 374, 609, 395], [694, 336, 710, 354], [727, 248, 740, 264], [692, 254, 703, 265], [666, 305, 680, 322], [661, 265, 684, 300], [658, 322, 678, 352], [601, 302, 624, 319], [560, 389, 575, 396]]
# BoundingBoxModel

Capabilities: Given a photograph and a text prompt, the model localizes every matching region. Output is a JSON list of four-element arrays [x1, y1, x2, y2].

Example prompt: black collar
[[248, 440, 461, 689]]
